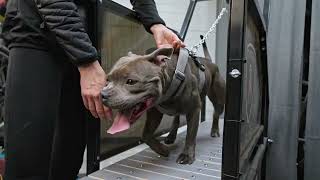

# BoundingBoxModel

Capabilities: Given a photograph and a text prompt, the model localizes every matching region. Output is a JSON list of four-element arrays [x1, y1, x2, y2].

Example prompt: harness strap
[[160, 48, 189, 102], [160, 48, 206, 106]]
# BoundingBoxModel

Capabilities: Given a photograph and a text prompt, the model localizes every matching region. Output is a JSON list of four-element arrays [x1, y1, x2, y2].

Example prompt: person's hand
[[78, 61, 112, 120], [0, 0, 5, 6], [150, 24, 185, 49]]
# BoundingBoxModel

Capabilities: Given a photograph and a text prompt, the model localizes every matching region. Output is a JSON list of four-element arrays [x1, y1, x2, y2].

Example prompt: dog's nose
[[101, 87, 109, 99]]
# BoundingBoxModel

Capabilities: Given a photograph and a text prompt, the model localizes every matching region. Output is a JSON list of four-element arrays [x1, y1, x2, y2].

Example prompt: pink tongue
[[107, 112, 130, 134]]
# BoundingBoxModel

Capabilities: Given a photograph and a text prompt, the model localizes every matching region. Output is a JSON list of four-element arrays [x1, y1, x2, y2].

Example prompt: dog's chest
[[156, 104, 180, 116]]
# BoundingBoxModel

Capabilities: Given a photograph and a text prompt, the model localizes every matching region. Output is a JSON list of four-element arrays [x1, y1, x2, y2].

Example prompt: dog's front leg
[[176, 108, 200, 164], [142, 107, 169, 157], [164, 115, 180, 144]]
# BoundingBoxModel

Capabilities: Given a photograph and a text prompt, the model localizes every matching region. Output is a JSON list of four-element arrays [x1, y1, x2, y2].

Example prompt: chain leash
[[186, 8, 228, 56]]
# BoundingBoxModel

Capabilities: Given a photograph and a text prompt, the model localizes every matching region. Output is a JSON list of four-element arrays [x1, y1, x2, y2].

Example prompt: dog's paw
[[210, 129, 220, 137], [164, 135, 176, 145], [176, 153, 195, 164], [151, 144, 170, 157]]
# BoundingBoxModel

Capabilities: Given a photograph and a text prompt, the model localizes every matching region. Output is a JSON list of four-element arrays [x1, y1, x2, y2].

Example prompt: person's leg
[[4, 48, 64, 180], [48, 62, 87, 180]]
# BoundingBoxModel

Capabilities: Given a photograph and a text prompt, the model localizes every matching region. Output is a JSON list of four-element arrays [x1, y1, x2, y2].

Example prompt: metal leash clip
[[189, 53, 206, 71]]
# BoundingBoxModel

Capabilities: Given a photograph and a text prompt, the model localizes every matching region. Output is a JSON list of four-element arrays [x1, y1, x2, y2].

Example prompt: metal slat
[[130, 154, 221, 176], [84, 120, 223, 179], [115, 158, 217, 180], [89, 167, 147, 180], [107, 163, 182, 180], [138, 151, 221, 172]]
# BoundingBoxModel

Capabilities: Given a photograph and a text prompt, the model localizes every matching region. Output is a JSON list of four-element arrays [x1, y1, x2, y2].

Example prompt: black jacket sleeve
[[37, 0, 98, 66], [130, 0, 166, 33]]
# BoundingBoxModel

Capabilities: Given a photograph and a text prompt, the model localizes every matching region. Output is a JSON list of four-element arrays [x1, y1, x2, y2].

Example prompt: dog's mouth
[[107, 97, 155, 134]]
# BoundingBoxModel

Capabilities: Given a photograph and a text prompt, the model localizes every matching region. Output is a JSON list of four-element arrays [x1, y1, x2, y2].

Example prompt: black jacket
[[2, 0, 165, 66]]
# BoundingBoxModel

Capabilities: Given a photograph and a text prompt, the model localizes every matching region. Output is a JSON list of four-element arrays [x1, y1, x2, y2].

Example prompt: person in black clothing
[[1, 0, 184, 179]]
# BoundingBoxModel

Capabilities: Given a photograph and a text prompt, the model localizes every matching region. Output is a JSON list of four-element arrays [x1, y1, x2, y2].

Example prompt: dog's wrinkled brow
[[108, 68, 129, 81]]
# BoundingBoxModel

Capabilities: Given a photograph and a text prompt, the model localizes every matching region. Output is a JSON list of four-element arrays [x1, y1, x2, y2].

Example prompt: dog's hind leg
[[210, 103, 224, 137], [208, 71, 226, 137], [164, 116, 180, 144], [142, 108, 169, 157]]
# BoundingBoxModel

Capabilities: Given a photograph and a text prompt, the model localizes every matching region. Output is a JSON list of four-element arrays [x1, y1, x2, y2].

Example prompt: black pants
[[4, 47, 87, 180]]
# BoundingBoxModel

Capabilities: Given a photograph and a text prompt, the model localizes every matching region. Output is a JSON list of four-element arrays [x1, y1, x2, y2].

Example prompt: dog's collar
[[159, 48, 189, 103]]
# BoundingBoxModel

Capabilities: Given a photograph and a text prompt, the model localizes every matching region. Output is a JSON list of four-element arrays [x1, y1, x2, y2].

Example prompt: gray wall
[[266, 0, 306, 180]]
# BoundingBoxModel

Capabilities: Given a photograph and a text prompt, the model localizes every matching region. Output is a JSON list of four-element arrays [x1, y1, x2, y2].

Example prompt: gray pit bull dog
[[101, 46, 225, 164]]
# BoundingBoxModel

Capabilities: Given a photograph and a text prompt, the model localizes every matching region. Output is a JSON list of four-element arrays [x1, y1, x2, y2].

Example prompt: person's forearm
[[130, 0, 165, 33]]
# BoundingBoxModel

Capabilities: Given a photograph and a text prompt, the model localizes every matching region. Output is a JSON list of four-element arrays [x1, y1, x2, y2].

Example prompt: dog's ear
[[145, 47, 174, 66], [128, 51, 140, 57]]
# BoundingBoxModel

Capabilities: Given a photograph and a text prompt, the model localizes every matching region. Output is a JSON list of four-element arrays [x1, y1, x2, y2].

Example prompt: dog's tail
[[200, 35, 212, 61]]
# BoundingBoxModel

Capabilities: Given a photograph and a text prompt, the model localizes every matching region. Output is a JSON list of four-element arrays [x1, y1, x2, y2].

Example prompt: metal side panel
[[266, 0, 306, 180], [304, 0, 320, 179]]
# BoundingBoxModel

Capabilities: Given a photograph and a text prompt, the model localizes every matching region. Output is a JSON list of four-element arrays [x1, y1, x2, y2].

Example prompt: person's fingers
[[158, 43, 173, 49], [87, 97, 98, 118], [96, 95, 113, 120], [94, 95, 106, 120], [172, 41, 179, 49], [180, 41, 186, 48], [82, 95, 89, 110], [173, 40, 184, 50], [153, 32, 163, 48]]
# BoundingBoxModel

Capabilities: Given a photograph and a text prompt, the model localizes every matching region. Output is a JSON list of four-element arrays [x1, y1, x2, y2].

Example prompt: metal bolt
[[267, 138, 274, 144], [229, 69, 241, 78]]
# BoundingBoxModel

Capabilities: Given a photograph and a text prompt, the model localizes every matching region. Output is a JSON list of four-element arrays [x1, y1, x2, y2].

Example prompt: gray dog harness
[[160, 48, 206, 103]]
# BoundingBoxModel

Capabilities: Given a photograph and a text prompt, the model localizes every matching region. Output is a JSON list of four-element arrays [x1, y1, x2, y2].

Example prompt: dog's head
[[101, 47, 174, 134]]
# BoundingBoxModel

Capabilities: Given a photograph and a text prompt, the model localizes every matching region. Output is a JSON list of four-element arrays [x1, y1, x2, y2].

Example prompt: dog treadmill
[[81, 0, 269, 180]]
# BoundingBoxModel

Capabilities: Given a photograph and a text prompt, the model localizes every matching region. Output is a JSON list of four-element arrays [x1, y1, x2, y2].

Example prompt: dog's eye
[[126, 79, 138, 85]]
